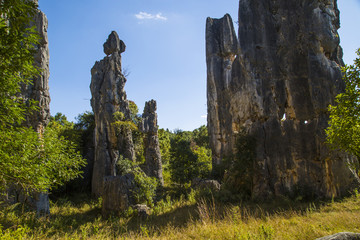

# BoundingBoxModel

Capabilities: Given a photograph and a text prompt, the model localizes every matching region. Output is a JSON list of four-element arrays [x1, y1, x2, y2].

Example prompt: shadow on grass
[[1, 191, 343, 238]]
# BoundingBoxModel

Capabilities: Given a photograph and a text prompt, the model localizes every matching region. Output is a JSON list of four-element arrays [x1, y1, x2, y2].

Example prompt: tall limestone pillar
[[90, 31, 135, 197], [141, 100, 164, 186]]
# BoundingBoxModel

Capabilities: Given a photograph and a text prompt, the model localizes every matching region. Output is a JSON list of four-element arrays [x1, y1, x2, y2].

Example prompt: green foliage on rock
[[326, 49, 360, 159], [113, 111, 138, 132], [116, 156, 157, 207]]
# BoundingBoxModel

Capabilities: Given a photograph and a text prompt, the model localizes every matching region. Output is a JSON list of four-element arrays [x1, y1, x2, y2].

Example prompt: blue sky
[[38, 0, 360, 131]]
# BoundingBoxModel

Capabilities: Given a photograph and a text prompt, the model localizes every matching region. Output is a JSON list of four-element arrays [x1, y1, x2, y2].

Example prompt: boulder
[[102, 174, 134, 217], [133, 204, 150, 219], [316, 232, 360, 240], [192, 178, 221, 192]]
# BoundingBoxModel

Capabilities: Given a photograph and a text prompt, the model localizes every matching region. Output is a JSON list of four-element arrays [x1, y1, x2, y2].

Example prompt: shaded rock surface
[[206, 1, 360, 199], [316, 232, 360, 240], [102, 174, 134, 217], [133, 204, 150, 219], [90, 31, 135, 197], [141, 100, 164, 186], [103, 31, 126, 56], [192, 178, 221, 192]]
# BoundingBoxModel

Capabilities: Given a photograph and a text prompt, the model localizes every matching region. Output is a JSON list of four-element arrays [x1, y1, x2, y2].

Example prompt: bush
[[221, 129, 256, 199], [116, 156, 158, 207]]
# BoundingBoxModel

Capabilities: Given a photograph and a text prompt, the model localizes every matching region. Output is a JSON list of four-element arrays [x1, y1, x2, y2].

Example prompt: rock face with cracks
[[101, 174, 134, 217], [141, 100, 164, 186], [90, 31, 135, 197], [206, 0, 360, 199], [21, 0, 50, 134]]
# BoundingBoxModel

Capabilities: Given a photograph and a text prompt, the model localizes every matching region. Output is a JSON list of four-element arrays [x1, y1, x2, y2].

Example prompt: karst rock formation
[[90, 31, 135, 197], [17, 0, 50, 215], [21, 0, 50, 133], [141, 100, 164, 186], [206, 0, 360, 199]]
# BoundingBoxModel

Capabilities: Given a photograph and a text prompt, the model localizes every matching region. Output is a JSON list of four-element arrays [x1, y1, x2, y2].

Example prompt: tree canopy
[[326, 49, 360, 159], [0, 1, 85, 196]]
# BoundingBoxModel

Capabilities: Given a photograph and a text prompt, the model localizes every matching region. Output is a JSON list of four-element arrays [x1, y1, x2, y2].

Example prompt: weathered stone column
[[90, 31, 135, 197], [141, 100, 164, 186], [21, 0, 50, 133], [206, 14, 239, 167]]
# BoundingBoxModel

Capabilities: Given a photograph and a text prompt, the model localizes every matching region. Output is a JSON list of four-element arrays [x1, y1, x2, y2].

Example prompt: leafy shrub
[[116, 156, 158, 207], [169, 131, 212, 185], [221, 129, 256, 199]]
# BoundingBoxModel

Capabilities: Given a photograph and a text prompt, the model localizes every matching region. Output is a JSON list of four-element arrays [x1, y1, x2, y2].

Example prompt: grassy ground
[[1, 191, 360, 239]]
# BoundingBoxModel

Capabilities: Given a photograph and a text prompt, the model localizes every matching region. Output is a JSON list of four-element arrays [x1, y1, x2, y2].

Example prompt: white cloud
[[135, 11, 167, 21], [201, 115, 207, 119]]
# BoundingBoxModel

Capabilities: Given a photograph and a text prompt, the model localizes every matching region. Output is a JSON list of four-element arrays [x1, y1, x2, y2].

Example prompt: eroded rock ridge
[[206, 0, 360, 199]]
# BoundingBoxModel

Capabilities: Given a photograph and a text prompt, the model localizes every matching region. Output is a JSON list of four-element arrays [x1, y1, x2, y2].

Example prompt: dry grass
[[1, 192, 360, 239]]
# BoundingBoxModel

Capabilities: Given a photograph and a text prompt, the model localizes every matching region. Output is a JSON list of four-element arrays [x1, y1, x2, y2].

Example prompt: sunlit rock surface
[[90, 31, 135, 197], [141, 100, 164, 186]]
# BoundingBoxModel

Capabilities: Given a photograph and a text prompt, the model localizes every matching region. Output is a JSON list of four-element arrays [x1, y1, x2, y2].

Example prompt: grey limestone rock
[[192, 178, 221, 192], [103, 31, 126, 56], [133, 204, 150, 219], [206, 1, 360, 199], [206, 13, 239, 167], [141, 100, 164, 186], [90, 31, 135, 197], [21, 4, 50, 133], [316, 232, 360, 240], [102, 174, 134, 217]]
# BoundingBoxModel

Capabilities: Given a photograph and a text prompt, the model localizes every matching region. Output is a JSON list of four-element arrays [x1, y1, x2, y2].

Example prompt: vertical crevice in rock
[[90, 31, 135, 197], [206, 0, 360, 199], [141, 100, 164, 186]]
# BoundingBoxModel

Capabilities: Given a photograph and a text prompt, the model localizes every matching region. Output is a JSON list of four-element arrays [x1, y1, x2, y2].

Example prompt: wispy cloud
[[201, 115, 207, 119], [135, 11, 167, 21]]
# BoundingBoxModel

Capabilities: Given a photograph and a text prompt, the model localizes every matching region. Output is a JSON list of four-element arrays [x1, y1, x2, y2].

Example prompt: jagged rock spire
[[141, 100, 164, 186], [90, 31, 135, 197]]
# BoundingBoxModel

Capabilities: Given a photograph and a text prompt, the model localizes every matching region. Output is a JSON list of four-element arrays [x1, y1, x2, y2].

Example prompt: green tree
[[0, 0, 39, 127], [0, 124, 86, 194], [116, 156, 157, 207], [158, 128, 173, 164], [193, 125, 210, 148], [0, 1, 86, 195], [48, 113, 81, 149], [326, 49, 360, 159], [169, 130, 212, 185], [75, 111, 95, 154]]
